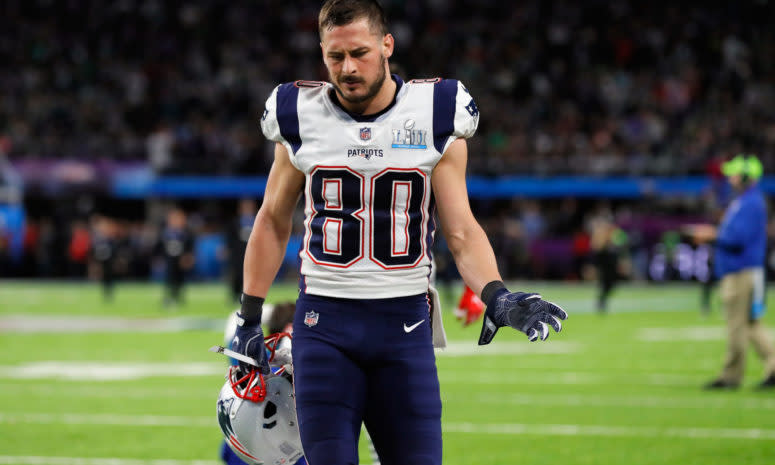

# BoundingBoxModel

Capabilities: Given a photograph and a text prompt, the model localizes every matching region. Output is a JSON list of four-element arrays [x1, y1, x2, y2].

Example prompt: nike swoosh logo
[[403, 320, 425, 333]]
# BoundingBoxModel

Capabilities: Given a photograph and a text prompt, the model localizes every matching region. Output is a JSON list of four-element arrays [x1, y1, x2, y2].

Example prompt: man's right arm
[[243, 142, 305, 298], [232, 142, 304, 375]]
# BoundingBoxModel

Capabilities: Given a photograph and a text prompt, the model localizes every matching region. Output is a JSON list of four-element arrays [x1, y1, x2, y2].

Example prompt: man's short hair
[[318, 0, 388, 39]]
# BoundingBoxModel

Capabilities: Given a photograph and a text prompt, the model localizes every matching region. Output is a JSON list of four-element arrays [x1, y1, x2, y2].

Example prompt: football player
[[232, 1, 568, 463], [90, 215, 118, 302], [156, 207, 195, 308], [225, 199, 259, 303]]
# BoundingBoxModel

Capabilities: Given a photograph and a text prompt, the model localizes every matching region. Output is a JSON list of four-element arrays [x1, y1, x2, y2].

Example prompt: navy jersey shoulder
[[261, 80, 329, 155]]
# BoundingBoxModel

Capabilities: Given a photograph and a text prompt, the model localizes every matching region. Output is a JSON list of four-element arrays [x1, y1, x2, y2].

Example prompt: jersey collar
[[328, 74, 404, 123]]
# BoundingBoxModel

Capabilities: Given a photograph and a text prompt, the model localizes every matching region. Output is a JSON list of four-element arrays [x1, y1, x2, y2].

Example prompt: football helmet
[[217, 370, 304, 465]]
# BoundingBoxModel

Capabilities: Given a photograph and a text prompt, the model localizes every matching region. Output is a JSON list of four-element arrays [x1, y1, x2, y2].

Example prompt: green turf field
[[1, 280, 775, 465]]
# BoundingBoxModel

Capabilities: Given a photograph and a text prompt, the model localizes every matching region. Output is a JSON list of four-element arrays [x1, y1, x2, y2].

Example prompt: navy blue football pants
[[292, 292, 442, 465]]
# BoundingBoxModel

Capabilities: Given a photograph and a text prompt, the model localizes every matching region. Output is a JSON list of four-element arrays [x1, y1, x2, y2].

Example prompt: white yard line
[[0, 316, 226, 333], [1, 412, 772, 441], [440, 371, 702, 386], [0, 361, 703, 385], [0, 362, 225, 381], [444, 422, 775, 440], [437, 341, 581, 356], [0, 413, 213, 428], [0, 457, 220, 465], [452, 393, 775, 410], [1, 384, 216, 399], [6, 384, 771, 412]]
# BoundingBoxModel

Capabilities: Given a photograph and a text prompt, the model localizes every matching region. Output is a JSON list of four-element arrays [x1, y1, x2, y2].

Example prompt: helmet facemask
[[228, 365, 267, 403]]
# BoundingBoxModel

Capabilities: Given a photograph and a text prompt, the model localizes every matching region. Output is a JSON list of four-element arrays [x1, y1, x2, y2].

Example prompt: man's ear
[[383, 33, 394, 59]]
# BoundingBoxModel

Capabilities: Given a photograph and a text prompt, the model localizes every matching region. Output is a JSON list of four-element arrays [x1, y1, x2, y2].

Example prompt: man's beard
[[332, 55, 387, 106]]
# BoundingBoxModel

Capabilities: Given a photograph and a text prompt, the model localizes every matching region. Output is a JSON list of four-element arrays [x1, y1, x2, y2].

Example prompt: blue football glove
[[231, 294, 270, 375], [478, 282, 568, 345]]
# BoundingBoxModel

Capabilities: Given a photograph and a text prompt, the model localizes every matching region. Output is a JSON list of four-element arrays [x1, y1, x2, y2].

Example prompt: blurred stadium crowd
[[0, 0, 773, 176], [6, 195, 775, 287], [2, 0, 775, 284]]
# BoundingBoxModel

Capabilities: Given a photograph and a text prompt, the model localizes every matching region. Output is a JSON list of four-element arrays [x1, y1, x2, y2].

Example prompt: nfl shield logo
[[359, 127, 371, 141], [304, 310, 319, 327]]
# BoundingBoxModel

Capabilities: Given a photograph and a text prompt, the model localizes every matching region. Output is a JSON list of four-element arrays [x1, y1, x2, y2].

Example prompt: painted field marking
[[0, 457, 220, 465], [0, 316, 226, 333], [0, 362, 225, 381], [444, 422, 775, 440], [0, 413, 212, 427], [5, 383, 771, 412], [0, 361, 705, 386], [437, 341, 581, 356], [1, 412, 773, 440], [439, 370, 703, 386], [0, 304, 274, 334], [449, 393, 775, 410], [0, 384, 216, 399]]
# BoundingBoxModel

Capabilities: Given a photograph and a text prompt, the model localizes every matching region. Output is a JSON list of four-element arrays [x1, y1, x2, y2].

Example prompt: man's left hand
[[479, 287, 567, 345]]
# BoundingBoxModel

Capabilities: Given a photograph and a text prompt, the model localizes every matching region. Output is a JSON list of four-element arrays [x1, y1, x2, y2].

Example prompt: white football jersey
[[261, 75, 479, 299]]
